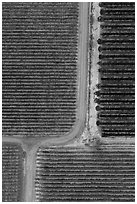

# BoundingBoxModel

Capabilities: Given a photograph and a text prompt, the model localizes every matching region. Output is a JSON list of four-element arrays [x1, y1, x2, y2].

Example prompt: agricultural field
[[2, 2, 135, 202]]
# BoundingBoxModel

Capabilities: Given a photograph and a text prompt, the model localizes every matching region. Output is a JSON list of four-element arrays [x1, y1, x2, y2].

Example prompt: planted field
[[2, 3, 79, 137], [2, 143, 24, 202], [96, 3, 135, 137], [2, 2, 135, 202], [35, 145, 135, 201]]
